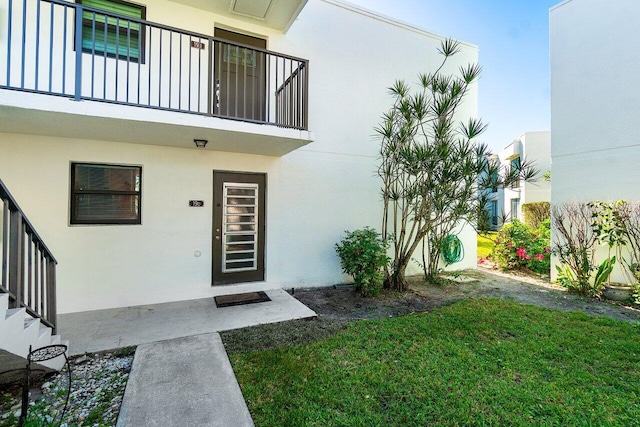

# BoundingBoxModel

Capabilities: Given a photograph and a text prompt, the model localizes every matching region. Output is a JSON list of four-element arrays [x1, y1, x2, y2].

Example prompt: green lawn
[[477, 232, 497, 259], [231, 299, 640, 426]]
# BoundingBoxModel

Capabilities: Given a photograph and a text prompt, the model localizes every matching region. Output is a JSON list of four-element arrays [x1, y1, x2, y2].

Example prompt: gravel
[[0, 348, 134, 427]]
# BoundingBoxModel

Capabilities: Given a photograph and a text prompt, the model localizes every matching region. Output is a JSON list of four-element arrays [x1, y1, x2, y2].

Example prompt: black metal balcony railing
[[0, 179, 58, 332], [0, 0, 309, 130]]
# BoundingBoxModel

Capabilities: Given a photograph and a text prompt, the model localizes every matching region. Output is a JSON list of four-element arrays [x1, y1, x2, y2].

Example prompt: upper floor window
[[71, 163, 142, 225], [489, 170, 498, 193], [510, 156, 521, 189], [79, 0, 146, 62]]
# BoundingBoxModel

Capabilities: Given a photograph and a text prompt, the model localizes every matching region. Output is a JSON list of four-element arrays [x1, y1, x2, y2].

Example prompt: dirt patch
[[416, 268, 640, 323], [221, 269, 640, 354], [297, 269, 640, 324], [292, 286, 446, 322]]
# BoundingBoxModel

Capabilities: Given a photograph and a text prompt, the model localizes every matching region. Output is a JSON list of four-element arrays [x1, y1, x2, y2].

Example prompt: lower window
[[70, 162, 142, 225]]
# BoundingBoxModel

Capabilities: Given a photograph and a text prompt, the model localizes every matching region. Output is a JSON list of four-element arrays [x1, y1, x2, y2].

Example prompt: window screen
[[71, 163, 142, 224], [79, 0, 146, 62]]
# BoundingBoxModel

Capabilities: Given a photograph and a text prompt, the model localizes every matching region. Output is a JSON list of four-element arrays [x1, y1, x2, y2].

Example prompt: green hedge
[[522, 202, 550, 229]]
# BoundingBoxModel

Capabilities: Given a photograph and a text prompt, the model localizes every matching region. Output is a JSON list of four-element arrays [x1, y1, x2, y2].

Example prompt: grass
[[477, 232, 497, 259], [230, 299, 640, 426]]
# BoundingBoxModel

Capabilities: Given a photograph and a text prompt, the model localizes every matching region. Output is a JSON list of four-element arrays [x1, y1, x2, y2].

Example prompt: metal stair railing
[[0, 179, 58, 333]]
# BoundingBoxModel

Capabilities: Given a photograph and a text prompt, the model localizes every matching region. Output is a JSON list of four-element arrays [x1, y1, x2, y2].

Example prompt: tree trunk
[[386, 256, 410, 292]]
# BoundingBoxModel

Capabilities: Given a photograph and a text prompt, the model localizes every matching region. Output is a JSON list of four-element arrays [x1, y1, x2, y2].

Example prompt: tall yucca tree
[[376, 38, 537, 291]]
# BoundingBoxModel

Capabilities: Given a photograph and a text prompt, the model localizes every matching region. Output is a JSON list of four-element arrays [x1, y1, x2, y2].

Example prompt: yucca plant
[[375, 38, 537, 291]]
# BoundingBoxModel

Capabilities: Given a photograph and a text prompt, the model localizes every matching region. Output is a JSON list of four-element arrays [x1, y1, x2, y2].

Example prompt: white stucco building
[[550, 0, 640, 204], [0, 0, 479, 315], [550, 0, 640, 282], [482, 131, 550, 229]]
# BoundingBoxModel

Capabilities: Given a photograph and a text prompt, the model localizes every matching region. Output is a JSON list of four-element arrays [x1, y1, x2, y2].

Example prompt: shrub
[[335, 227, 389, 297], [522, 202, 550, 229], [551, 202, 598, 295], [492, 219, 550, 275]]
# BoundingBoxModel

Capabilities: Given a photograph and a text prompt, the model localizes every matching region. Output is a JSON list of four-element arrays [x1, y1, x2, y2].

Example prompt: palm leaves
[[376, 38, 538, 290]]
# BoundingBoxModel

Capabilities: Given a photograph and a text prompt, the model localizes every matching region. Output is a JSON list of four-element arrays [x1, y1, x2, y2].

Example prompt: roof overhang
[[170, 0, 308, 32]]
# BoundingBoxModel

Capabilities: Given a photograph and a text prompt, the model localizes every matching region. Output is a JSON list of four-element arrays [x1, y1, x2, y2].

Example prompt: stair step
[[5, 307, 25, 321], [1, 308, 27, 351], [22, 319, 42, 352], [0, 303, 68, 377], [24, 318, 40, 329], [36, 325, 53, 349], [0, 293, 8, 312]]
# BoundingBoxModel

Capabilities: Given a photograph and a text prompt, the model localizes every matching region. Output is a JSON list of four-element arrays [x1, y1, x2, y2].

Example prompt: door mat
[[215, 291, 271, 308]]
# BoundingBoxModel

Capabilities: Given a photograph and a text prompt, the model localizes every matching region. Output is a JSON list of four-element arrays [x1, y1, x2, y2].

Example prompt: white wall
[[551, 0, 640, 204], [550, 0, 640, 282], [522, 131, 551, 205], [0, 0, 479, 313]]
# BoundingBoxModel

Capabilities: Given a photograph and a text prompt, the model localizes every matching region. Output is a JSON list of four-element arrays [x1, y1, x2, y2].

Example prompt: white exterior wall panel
[[521, 131, 551, 206], [0, 0, 478, 313], [551, 0, 640, 204], [550, 0, 640, 282]]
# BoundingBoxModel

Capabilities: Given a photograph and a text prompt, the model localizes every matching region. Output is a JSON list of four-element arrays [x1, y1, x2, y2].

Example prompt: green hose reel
[[442, 234, 464, 265]]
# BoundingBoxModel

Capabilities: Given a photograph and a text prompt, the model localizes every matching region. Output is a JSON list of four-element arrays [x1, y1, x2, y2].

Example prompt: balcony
[[0, 0, 312, 155]]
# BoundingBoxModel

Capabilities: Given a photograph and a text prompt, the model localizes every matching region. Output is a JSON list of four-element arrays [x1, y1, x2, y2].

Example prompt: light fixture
[[194, 139, 208, 148]]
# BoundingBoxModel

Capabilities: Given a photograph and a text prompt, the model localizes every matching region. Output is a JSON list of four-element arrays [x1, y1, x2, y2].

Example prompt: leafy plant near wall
[[614, 202, 640, 288], [553, 200, 640, 300], [335, 227, 389, 297], [522, 202, 550, 229], [375, 38, 538, 291], [552, 202, 599, 296], [588, 200, 627, 286], [492, 219, 550, 275]]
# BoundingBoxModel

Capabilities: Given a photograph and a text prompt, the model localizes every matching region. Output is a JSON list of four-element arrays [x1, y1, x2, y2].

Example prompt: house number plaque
[[189, 200, 204, 207], [190, 41, 206, 50]]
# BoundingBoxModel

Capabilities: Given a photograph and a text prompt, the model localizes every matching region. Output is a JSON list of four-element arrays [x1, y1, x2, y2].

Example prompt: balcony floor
[[0, 90, 313, 156]]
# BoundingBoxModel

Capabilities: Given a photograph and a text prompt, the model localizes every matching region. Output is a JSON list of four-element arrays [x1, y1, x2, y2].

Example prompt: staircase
[[1, 179, 67, 383], [0, 293, 68, 382]]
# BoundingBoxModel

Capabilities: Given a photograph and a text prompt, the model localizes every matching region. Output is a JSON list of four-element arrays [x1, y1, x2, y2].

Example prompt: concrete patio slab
[[116, 333, 253, 427], [58, 289, 316, 355]]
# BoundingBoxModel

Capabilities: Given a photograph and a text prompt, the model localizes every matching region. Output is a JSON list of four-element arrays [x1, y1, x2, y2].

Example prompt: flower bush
[[335, 227, 389, 297], [492, 219, 550, 275]]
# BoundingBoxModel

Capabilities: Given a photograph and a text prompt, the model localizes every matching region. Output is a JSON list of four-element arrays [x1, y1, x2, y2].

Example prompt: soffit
[[169, 0, 307, 32]]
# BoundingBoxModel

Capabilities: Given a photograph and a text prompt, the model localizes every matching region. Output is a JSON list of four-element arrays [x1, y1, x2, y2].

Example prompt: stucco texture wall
[[550, 0, 640, 204]]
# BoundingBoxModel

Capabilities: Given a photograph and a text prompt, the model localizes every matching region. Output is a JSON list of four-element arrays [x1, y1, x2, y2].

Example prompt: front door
[[212, 171, 266, 285], [214, 28, 267, 122]]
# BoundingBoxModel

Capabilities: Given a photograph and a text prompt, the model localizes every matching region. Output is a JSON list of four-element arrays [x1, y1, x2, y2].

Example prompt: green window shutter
[[82, 0, 142, 18], [80, 0, 144, 61], [81, 26, 140, 59]]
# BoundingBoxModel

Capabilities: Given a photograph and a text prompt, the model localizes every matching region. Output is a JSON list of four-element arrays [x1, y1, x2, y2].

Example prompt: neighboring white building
[[482, 131, 551, 229], [498, 131, 551, 224], [0, 0, 479, 314], [550, 0, 640, 281]]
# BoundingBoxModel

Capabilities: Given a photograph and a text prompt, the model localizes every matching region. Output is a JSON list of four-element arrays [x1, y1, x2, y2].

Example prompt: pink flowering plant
[[492, 219, 550, 275]]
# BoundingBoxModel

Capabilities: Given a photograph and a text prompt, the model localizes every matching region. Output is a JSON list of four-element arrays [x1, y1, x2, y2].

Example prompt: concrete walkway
[[58, 289, 316, 426], [58, 288, 317, 355], [116, 333, 254, 427]]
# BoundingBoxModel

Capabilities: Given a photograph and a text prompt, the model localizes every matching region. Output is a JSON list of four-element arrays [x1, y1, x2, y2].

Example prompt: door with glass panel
[[212, 171, 265, 285], [213, 28, 267, 122]]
